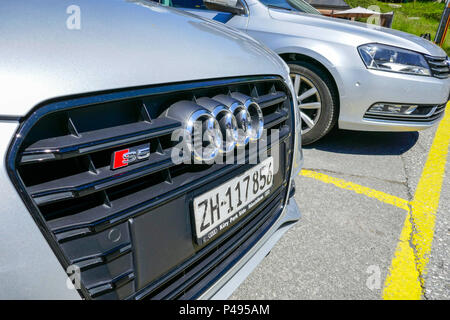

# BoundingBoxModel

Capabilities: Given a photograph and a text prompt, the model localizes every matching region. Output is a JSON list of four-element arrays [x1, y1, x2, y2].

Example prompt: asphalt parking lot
[[231, 103, 450, 300]]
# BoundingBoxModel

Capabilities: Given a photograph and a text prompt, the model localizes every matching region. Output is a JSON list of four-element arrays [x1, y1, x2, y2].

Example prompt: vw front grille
[[425, 55, 450, 79]]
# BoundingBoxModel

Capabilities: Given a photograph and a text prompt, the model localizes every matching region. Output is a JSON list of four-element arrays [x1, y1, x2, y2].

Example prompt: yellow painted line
[[299, 169, 421, 298], [299, 169, 419, 298], [382, 209, 422, 299], [383, 103, 450, 299], [300, 169, 410, 211], [382, 212, 422, 300]]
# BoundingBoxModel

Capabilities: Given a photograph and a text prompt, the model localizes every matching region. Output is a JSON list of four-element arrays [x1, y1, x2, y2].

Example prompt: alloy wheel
[[291, 73, 322, 134]]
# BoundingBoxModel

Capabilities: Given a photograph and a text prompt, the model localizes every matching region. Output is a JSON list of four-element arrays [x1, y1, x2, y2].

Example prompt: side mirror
[[204, 0, 246, 15]]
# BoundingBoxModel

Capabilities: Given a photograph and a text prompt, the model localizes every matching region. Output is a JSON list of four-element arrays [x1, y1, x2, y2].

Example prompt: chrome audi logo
[[166, 94, 264, 162]]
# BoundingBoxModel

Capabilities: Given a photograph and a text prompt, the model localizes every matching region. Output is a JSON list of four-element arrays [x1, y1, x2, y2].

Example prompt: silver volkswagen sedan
[[156, 0, 450, 144]]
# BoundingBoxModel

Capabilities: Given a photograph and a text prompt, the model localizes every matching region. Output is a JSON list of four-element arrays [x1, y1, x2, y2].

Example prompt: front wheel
[[289, 62, 338, 145]]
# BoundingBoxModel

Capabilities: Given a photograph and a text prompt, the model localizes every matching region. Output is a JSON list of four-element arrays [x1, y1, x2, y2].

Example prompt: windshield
[[259, 0, 321, 15]]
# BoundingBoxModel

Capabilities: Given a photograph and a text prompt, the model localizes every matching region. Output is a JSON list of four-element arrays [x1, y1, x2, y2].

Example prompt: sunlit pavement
[[231, 107, 450, 300]]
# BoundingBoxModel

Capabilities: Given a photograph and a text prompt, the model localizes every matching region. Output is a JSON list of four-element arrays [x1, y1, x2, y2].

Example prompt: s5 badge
[[111, 143, 150, 170]]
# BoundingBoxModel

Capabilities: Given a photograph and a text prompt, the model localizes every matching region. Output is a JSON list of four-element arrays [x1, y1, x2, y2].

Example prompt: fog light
[[367, 103, 418, 115]]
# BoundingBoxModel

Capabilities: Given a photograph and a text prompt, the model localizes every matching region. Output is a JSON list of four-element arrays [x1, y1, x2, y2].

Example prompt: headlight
[[358, 44, 431, 76]]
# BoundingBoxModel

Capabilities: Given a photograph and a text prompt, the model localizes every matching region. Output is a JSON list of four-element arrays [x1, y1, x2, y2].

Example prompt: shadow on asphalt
[[304, 129, 419, 156]]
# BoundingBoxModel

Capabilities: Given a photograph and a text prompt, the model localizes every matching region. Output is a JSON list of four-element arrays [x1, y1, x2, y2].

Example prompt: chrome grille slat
[[264, 110, 289, 129], [20, 118, 181, 164], [87, 270, 135, 298], [71, 243, 132, 271], [425, 55, 449, 79], [255, 91, 287, 108], [29, 150, 174, 206], [428, 61, 447, 67], [431, 67, 449, 73]]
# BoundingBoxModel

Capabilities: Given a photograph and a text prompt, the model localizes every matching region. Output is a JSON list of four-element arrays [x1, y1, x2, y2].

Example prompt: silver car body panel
[[0, 0, 289, 117], [0, 122, 80, 300], [182, 0, 450, 131], [0, 0, 301, 299]]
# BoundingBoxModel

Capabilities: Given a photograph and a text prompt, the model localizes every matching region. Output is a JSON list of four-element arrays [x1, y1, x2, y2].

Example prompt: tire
[[288, 62, 338, 145]]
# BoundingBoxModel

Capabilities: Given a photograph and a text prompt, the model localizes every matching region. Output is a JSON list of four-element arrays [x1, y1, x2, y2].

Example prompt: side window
[[158, 0, 207, 9], [158, 0, 172, 6], [153, 0, 247, 12]]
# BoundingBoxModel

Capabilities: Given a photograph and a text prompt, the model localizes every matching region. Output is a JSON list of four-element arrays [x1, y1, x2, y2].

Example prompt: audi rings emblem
[[230, 92, 264, 142], [226, 100, 251, 147], [186, 109, 222, 162], [165, 94, 264, 162]]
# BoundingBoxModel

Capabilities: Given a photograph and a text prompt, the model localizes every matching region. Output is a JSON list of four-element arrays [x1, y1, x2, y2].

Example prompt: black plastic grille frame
[[7, 76, 295, 300]]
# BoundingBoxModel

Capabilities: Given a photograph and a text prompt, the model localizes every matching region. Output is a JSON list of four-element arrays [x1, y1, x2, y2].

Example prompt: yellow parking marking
[[382, 209, 422, 299], [300, 169, 410, 211], [383, 103, 450, 299], [299, 170, 419, 298]]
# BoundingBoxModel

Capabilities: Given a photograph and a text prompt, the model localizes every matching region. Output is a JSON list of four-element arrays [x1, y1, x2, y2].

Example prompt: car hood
[[268, 9, 447, 57], [0, 0, 288, 117]]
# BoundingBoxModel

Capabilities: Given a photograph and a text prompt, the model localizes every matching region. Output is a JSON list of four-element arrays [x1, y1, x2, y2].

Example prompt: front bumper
[[199, 196, 301, 300], [338, 67, 450, 132]]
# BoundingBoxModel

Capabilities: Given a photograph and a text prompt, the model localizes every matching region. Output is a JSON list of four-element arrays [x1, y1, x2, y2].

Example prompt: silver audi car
[[0, 0, 302, 299], [156, 0, 450, 144]]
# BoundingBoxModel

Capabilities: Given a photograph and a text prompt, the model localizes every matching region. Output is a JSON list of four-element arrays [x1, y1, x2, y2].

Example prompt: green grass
[[345, 0, 449, 54]]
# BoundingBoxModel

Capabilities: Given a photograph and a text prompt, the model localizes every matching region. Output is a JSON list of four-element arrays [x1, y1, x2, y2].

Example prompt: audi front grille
[[7, 76, 294, 300]]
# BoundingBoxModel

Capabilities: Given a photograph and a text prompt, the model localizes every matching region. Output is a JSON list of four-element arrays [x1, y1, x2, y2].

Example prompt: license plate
[[193, 157, 274, 245]]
